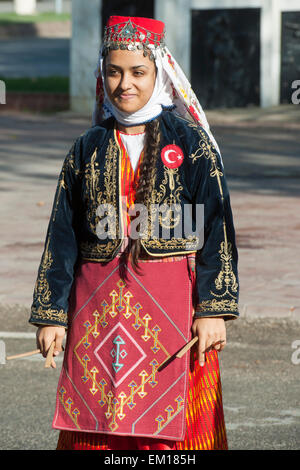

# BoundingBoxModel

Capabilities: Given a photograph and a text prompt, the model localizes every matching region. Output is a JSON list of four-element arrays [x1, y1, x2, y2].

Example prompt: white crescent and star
[[164, 149, 180, 164], [161, 145, 184, 169]]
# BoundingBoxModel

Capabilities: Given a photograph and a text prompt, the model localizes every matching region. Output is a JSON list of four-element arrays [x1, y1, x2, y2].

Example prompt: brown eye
[[107, 69, 119, 76]]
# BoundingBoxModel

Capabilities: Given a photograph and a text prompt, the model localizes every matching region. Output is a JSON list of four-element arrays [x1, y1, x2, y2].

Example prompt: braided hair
[[128, 117, 161, 273], [101, 51, 161, 273]]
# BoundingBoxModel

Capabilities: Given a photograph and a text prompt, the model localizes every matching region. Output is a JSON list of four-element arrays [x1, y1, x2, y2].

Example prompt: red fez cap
[[103, 16, 167, 59]]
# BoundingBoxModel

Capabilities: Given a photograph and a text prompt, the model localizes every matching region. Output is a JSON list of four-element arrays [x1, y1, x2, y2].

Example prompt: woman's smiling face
[[104, 49, 157, 114]]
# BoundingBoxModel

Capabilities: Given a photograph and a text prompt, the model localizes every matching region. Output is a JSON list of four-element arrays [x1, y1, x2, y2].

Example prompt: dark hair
[[128, 117, 161, 273]]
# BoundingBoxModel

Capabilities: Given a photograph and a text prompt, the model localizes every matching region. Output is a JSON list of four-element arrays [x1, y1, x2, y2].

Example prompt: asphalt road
[[0, 314, 299, 451]]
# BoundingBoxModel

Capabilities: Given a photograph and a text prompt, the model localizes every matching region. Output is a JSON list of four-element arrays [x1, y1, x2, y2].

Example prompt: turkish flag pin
[[161, 145, 184, 169]]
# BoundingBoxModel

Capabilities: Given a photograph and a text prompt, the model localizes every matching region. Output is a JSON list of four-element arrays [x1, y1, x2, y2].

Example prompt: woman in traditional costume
[[29, 16, 239, 450]]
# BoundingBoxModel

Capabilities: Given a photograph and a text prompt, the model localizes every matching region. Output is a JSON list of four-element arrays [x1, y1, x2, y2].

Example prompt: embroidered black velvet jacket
[[29, 110, 239, 328]]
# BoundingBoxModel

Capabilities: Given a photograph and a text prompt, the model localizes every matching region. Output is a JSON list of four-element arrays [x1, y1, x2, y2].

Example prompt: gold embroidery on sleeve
[[189, 125, 239, 312], [52, 147, 82, 223], [52, 160, 68, 223], [196, 299, 238, 313], [212, 224, 238, 298], [34, 237, 53, 305], [189, 127, 224, 196], [31, 235, 67, 324], [189, 132, 215, 164]]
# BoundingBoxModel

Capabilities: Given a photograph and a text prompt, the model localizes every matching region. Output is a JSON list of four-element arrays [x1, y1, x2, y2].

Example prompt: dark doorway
[[281, 12, 300, 104], [101, 0, 154, 33], [191, 8, 260, 109]]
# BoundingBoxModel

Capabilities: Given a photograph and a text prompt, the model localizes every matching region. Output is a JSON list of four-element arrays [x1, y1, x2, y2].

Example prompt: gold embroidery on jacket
[[81, 240, 121, 260], [68, 152, 82, 177], [52, 174, 67, 223], [52, 156, 71, 222], [212, 224, 238, 298], [80, 135, 123, 260], [85, 148, 101, 203], [189, 127, 224, 197], [196, 299, 238, 313], [158, 167, 183, 229], [34, 237, 52, 305], [189, 125, 239, 311], [141, 160, 199, 251], [144, 236, 199, 251], [189, 128, 216, 164], [31, 306, 68, 324], [31, 236, 67, 324], [52, 146, 83, 223], [84, 148, 103, 234]]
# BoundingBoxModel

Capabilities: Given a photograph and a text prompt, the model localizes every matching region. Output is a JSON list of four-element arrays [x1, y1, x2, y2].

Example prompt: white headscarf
[[92, 43, 221, 156]]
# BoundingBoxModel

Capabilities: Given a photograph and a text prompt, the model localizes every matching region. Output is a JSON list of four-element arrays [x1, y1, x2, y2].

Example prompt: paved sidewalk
[[0, 105, 299, 329]]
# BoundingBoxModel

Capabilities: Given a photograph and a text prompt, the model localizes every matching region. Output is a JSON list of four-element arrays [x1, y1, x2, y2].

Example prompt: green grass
[[0, 76, 69, 93], [0, 12, 70, 24]]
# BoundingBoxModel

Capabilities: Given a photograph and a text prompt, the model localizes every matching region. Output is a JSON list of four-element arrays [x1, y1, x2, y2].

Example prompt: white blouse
[[119, 132, 146, 173]]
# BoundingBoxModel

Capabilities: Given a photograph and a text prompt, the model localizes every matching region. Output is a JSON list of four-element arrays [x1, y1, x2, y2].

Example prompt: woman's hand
[[36, 326, 66, 369], [191, 317, 226, 366]]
